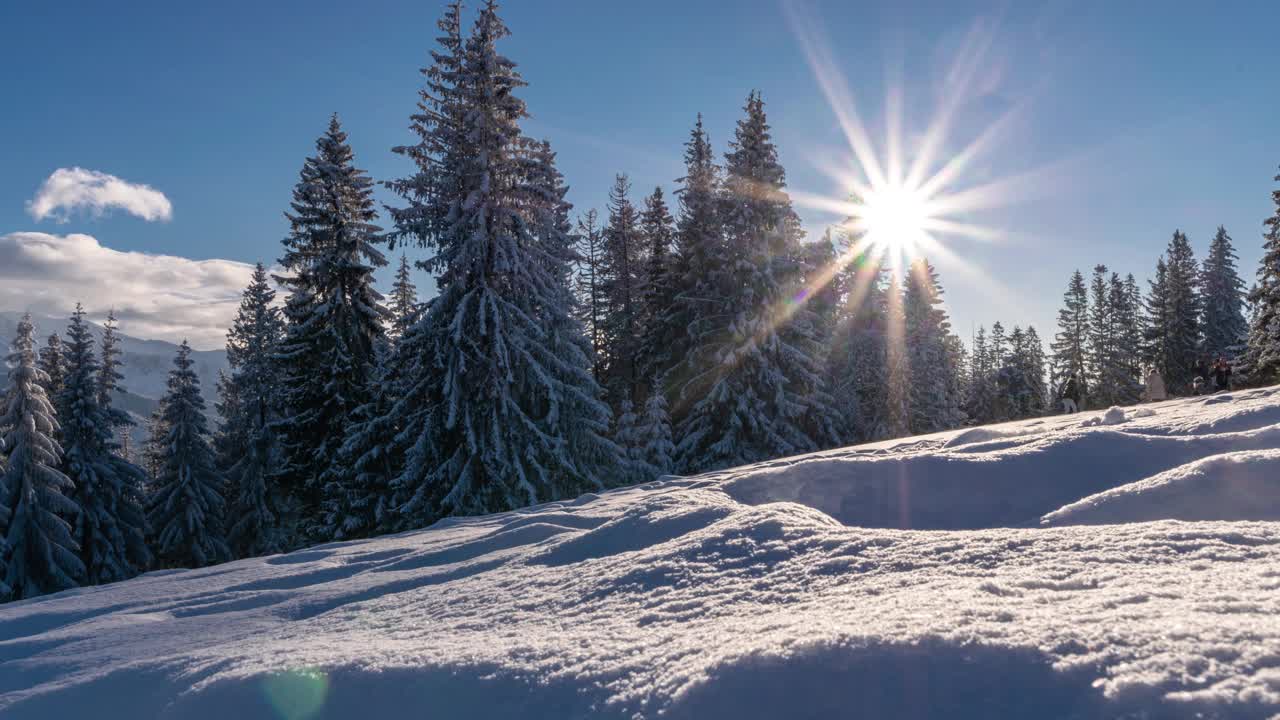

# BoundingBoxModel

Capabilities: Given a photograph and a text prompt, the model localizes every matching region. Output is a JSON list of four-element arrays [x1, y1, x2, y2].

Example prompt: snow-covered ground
[[5, 389, 1280, 718]]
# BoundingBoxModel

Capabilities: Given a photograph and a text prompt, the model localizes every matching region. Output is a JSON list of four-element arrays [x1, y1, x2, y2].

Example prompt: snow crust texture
[[5, 390, 1280, 718]]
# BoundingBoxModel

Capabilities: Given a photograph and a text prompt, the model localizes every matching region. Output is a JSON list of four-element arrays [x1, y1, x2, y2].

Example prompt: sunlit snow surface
[[5, 389, 1280, 718]]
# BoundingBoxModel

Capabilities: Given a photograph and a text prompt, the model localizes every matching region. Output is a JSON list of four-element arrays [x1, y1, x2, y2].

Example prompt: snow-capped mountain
[[4, 388, 1280, 718], [0, 311, 228, 442], [0, 311, 227, 403]]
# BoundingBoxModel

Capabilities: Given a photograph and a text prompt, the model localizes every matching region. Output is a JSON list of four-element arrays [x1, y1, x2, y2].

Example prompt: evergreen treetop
[[391, 0, 618, 524], [1201, 225, 1247, 359], [59, 305, 150, 585], [148, 341, 229, 568], [1246, 168, 1280, 382], [273, 114, 389, 531]]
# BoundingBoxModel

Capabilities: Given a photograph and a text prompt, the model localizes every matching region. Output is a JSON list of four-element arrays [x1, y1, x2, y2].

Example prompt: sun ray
[[801, 150, 874, 201], [913, 95, 1027, 201], [790, 189, 863, 218], [904, 19, 999, 189], [917, 218, 1004, 243], [884, 79, 905, 189], [914, 233, 1018, 309], [772, 1, 1043, 352], [784, 0, 887, 190]]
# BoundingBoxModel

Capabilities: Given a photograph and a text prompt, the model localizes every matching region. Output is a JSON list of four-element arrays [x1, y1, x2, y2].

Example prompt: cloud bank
[[27, 167, 173, 223], [0, 232, 254, 349]]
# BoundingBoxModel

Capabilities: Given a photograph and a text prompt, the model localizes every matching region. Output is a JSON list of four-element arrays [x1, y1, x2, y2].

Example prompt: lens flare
[[262, 667, 329, 720]]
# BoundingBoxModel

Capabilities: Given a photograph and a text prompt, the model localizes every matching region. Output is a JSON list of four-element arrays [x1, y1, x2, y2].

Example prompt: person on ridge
[[1194, 358, 1211, 394], [1143, 367, 1167, 403], [1061, 374, 1081, 414], [1213, 357, 1233, 393]]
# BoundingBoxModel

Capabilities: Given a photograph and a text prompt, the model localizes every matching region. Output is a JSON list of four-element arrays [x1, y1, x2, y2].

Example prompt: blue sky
[[2, 0, 1278, 348]]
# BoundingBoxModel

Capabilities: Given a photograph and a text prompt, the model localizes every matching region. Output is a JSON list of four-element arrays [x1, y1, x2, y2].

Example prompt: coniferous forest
[[3, 0, 1279, 600]]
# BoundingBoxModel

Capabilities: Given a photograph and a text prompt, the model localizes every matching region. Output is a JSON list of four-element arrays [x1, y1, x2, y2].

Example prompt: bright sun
[[852, 184, 932, 257], [782, 0, 1019, 288]]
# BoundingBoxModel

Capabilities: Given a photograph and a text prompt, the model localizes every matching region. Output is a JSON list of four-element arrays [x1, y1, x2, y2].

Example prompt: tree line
[[1048, 224, 1260, 408], [0, 1, 976, 597], [9, 1, 1280, 599]]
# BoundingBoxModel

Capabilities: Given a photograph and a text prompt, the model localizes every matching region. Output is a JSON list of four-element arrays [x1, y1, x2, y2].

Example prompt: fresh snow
[[5, 390, 1280, 718], [1043, 449, 1280, 526]]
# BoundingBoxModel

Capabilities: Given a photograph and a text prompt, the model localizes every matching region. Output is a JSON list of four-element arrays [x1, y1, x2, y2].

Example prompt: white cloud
[[27, 167, 173, 223], [0, 232, 256, 349]]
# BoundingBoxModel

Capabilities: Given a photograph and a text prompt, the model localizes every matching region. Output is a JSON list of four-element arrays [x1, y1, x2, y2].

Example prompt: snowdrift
[[1043, 449, 1280, 525], [4, 389, 1280, 718]]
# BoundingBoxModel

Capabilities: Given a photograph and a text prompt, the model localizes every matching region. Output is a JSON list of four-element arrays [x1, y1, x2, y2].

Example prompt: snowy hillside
[[5, 389, 1280, 718]]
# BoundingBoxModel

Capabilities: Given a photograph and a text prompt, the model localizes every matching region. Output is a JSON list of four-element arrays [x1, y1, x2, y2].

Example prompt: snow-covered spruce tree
[[1086, 265, 1117, 405], [220, 263, 286, 558], [990, 326, 1025, 421], [984, 330, 1011, 422], [1022, 326, 1049, 415], [525, 138, 579, 284], [0, 315, 83, 599], [903, 258, 964, 434], [1201, 225, 1248, 360], [37, 334, 66, 413], [971, 320, 1042, 424], [388, 254, 421, 343], [59, 305, 149, 585], [273, 115, 389, 541], [966, 324, 995, 423], [100, 312, 136, 463], [797, 230, 846, 445], [213, 369, 244, 483], [325, 343, 399, 540], [826, 238, 890, 441], [996, 326, 1048, 420], [599, 173, 645, 409], [386, 0, 467, 257], [638, 385, 675, 476], [882, 271, 910, 437], [574, 209, 606, 380], [1246, 169, 1280, 383], [674, 92, 839, 472], [1124, 271, 1145, 376], [1104, 272, 1144, 405], [1051, 270, 1090, 405], [806, 229, 842, 334], [945, 333, 969, 421], [97, 311, 128, 431], [98, 310, 151, 567], [613, 399, 654, 486], [380, 0, 471, 524], [148, 341, 228, 569], [141, 407, 166, 489], [390, 1, 618, 524], [637, 186, 677, 390], [990, 321, 1007, 370], [663, 115, 724, 420], [1161, 230, 1203, 393], [1143, 256, 1172, 377], [522, 138, 623, 492]]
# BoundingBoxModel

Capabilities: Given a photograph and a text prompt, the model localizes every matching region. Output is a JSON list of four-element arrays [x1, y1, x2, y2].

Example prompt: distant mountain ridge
[[0, 311, 229, 447]]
